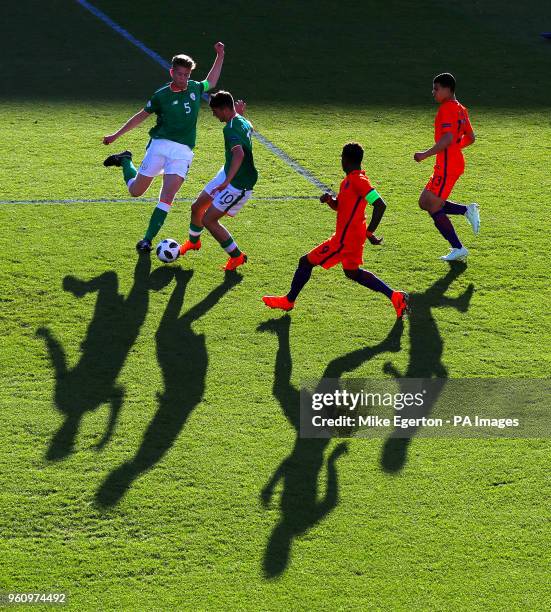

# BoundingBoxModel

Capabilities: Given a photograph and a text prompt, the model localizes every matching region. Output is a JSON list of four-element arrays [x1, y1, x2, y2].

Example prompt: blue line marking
[[76, 0, 170, 70]]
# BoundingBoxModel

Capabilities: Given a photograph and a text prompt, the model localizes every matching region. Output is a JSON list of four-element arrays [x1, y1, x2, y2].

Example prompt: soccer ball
[[156, 238, 180, 263]]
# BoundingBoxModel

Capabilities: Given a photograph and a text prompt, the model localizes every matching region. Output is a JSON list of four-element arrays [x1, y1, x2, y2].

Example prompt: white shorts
[[204, 167, 253, 217], [138, 138, 194, 179]]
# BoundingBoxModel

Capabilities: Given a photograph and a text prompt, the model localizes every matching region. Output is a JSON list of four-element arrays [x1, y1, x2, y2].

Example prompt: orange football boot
[[179, 240, 201, 255], [262, 295, 295, 311], [391, 291, 410, 319], [223, 252, 247, 271]]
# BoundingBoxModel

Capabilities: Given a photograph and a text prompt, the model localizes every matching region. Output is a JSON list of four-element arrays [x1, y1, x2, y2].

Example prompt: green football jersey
[[144, 80, 208, 148], [223, 115, 258, 191]]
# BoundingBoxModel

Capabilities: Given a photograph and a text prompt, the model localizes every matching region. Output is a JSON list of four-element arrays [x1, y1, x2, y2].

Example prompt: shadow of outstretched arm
[[36, 327, 67, 379], [323, 318, 404, 379], [63, 271, 118, 298], [183, 270, 243, 324], [436, 284, 474, 312], [383, 361, 403, 379]]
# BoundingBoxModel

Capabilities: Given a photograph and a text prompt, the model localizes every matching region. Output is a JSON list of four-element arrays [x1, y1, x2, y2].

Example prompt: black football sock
[[442, 201, 467, 215], [287, 257, 313, 302], [355, 269, 393, 299], [430, 210, 462, 248]]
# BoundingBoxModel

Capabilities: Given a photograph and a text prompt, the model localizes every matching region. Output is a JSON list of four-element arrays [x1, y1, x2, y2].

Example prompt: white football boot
[[440, 246, 469, 261], [465, 203, 480, 235]]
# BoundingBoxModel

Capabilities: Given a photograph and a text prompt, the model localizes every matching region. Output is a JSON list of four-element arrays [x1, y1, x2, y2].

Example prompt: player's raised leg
[[464, 202, 480, 234], [442, 199, 480, 234], [419, 189, 468, 261], [127, 173, 154, 197], [103, 150, 156, 197]]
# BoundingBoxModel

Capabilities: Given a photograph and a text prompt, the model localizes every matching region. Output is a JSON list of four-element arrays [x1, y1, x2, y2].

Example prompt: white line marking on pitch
[[75, 0, 330, 191], [0, 196, 318, 206]]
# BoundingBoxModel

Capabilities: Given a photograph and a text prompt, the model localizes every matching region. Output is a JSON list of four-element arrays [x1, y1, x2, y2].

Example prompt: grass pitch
[[1, 1, 550, 610]]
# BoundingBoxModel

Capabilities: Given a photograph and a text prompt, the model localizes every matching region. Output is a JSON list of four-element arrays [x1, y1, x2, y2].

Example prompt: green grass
[[1, 1, 550, 610]]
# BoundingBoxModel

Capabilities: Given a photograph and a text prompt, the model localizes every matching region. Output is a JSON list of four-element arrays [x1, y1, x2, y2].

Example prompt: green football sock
[[121, 158, 137, 184], [220, 236, 241, 257], [189, 223, 203, 244], [144, 203, 170, 241]]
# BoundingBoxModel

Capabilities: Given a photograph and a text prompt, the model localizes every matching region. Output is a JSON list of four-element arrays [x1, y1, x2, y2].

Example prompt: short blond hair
[[171, 54, 196, 70]]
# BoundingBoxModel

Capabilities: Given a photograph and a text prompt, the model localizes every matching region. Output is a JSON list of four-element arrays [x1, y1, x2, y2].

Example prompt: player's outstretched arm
[[103, 109, 150, 145], [205, 42, 225, 90], [366, 197, 386, 245], [413, 132, 453, 162]]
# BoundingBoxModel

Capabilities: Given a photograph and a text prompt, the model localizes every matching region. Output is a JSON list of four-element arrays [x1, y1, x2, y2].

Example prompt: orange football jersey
[[434, 99, 473, 174], [334, 170, 374, 242]]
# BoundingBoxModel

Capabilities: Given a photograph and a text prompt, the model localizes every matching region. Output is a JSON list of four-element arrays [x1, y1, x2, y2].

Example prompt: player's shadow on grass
[[95, 267, 242, 508], [36, 255, 165, 461], [381, 261, 474, 473], [258, 315, 404, 578]]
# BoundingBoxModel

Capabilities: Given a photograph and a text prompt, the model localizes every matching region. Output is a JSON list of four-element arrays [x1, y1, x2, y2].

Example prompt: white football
[[156, 238, 180, 263]]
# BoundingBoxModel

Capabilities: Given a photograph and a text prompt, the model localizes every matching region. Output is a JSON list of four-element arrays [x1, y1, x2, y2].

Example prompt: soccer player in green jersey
[[179, 91, 258, 271], [102, 43, 225, 253]]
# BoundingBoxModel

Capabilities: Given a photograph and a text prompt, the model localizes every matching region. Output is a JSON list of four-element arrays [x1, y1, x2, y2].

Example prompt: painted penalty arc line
[[75, 0, 330, 192]]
